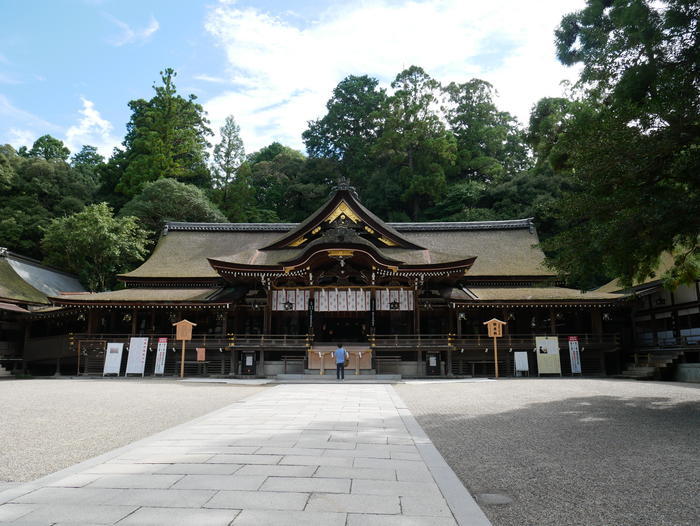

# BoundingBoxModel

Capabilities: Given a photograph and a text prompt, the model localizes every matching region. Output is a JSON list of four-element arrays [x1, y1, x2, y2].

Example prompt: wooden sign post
[[173, 320, 196, 378], [483, 318, 507, 378]]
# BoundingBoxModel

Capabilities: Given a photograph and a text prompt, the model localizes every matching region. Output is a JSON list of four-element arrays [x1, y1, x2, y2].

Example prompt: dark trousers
[[336, 362, 345, 379]]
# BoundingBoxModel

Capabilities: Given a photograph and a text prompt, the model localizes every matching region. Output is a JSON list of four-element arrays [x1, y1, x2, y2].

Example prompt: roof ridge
[[162, 218, 535, 233]]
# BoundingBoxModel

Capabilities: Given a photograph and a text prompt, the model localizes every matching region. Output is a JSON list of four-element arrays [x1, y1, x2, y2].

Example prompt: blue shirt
[[334, 348, 348, 364]]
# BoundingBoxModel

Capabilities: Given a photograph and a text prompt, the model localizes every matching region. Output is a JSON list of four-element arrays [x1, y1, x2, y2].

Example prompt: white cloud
[[6, 128, 35, 149], [64, 97, 120, 157], [106, 14, 159, 46], [0, 94, 58, 133], [194, 74, 227, 84], [202, 0, 585, 151]]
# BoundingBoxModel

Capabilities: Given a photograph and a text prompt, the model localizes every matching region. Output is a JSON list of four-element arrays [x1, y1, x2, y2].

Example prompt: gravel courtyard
[[0, 379, 266, 483], [396, 378, 700, 526]]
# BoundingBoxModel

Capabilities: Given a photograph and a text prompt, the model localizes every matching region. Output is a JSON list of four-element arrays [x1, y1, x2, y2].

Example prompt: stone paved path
[[0, 384, 490, 525]]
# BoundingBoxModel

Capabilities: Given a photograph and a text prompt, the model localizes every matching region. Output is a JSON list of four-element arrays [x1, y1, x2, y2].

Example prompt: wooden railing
[[371, 333, 620, 350], [69, 333, 311, 350]]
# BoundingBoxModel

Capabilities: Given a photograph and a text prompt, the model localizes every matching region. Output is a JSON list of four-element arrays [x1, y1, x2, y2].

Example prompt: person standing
[[334, 343, 349, 380]]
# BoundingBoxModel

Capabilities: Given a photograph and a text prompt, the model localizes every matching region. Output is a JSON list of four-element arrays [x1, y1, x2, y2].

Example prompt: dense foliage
[[542, 0, 700, 288], [2, 0, 697, 290]]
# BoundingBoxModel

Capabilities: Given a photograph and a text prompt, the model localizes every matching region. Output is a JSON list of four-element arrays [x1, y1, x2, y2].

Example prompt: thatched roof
[[54, 287, 225, 306], [443, 286, 624, 305], [121, 217, 551, 280]]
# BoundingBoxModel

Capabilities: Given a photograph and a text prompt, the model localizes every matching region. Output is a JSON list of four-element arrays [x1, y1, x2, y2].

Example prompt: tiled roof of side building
[[0, 248, 85, 305]]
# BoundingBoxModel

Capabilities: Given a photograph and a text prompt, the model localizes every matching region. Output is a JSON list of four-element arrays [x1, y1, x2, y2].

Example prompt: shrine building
[[32, 183, 624, 377]]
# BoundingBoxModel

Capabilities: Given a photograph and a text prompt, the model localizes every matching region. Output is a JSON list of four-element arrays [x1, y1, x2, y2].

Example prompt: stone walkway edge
[[0, 384, 492, 526]]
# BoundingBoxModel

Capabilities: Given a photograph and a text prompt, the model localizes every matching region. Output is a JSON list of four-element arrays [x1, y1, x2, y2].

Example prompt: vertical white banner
[[514, 351, 529, 372], [328, 289, 338, 311], [126, 337, 149, 376], [568, 336, 582, 374], [154, 337, 168, 375], [347, 289, 357, 311], [295, 289, 306, 311], [338, 290, 348, 311], [271, 290, 279, 310], [318, 289, 328, 311], [103, 342, 123, 376]]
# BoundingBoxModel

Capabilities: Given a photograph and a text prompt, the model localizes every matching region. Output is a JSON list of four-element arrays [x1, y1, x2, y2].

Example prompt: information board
[[514, 351, 529, 372], [154, 337, 167, 375], [568, 336, 582, 374], [535, 336, 562, 375], [102, 342, 123, 376], [125, 337, 148, 376]]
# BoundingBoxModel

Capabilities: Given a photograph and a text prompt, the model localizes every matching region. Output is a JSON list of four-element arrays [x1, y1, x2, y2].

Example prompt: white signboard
[[102, 343, 123, 376], [514, 351, 529, 372], [154, 337, 168, 375], [125, 337, 149, 376], [535, 336, 562, 375], [568, 336, 582, 374]]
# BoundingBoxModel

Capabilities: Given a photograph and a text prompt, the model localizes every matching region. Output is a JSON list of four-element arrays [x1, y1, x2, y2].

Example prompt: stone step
[[276, 373, 401, 383], [0, 365, 12, 377]]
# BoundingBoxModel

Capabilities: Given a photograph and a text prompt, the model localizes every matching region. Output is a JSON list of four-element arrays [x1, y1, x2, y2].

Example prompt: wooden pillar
[[131, 309, 138, 335], [263, 289, 272, 334], [150, 311, 156, 334], [549, 308, 557, 335], [648, 296, 658, 345], [87, 311, 96, 335]]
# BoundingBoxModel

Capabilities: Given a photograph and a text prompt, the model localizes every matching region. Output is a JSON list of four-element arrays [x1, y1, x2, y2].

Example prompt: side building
[[598, 254, 700, 382], [0, 248, 86, 375], [39, 183, 625, 378]]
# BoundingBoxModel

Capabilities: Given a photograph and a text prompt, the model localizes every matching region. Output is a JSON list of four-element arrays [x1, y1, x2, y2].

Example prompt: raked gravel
[[396, 378, 700, 526], [0, 378, 266, 482]]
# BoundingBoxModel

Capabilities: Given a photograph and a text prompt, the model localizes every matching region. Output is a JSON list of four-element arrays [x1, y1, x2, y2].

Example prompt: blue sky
[[0, 0, 585, 158]]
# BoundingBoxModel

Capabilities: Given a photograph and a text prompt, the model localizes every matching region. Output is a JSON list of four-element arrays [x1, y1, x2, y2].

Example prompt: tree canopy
[[42, 203, 149, 291], [543, 0, 700, 288]]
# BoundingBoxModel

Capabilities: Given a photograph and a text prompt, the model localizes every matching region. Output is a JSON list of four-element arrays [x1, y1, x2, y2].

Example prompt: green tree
[[544, 0, 700, 287], [303, 75, 386, 191], [120, 178, 227, 237], [116, 68, 213, 196], [444, 79, 530, 182], [212, 115, 245, 192], [27, 135, 70, 161], [368, 66, 456, 220], [42, 203, 149, 291]]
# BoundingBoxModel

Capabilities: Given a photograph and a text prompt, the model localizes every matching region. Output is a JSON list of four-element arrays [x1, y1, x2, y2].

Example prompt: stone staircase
[[0, 363, 13, 377], [619, 350, 684, 380]]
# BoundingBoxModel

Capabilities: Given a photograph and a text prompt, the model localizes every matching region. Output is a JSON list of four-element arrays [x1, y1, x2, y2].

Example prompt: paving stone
[[400, 494, 454, 517], [395, 466, 434, 482], [47, 474, 102, 487], [207, 454, 281, 464], [114, 506, 241, 525], [260, 476, 350, 494], [187, 446, 259, 454], [124, 454, 214, 464], [256, 447, 325, 456], [306, 493, 401, 514], [204, 489, 309, 510], [15, 503, 138, 524], [85, 463, 162, 475], [171, 474, 266, 491], [156, 463, 242, 475], [230, 509, 347, 526], [346, 514, 457, 526], [354, 458, 426, 470], [321, 448, 391, 459], [313, 466, 396, 481], [280, 455, 353, 467], [0, 503, 36, 521], [12, 487, 122, 505], [103, 488, 216, 508], [351, 479, 443, 497], [87, 474, 183, 489], [234, 464, 316, 477]]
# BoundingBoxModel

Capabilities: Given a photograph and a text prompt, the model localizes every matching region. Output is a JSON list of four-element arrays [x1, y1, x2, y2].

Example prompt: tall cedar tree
[[116, 68, 213, 197]]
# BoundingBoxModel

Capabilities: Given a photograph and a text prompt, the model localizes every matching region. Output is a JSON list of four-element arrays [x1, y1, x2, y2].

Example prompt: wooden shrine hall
[[43, 182, 625, 378]]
